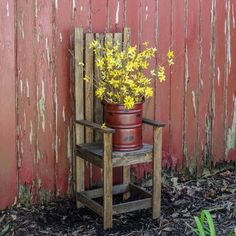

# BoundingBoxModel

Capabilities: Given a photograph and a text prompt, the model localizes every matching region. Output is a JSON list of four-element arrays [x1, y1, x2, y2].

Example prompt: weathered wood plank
[[85, 33, 94, 188], [35, 0, 55, 202], [76, 146, 103, 168], [122, 27, 131, 200], [156, 0, 171, 167], [198, 0, 212, 167], [81, 183, 129, 199], [113, 198, 151, 215], [142, 118, 165, 127], [16, 0, 37, 204], [212, 0, 227, 164], [75, 28, 85, 208], [103, 133, 113, 229], [184, 0, 200, 173], [0, 0, 17, 210], [77, 192, 103, 217], [225, 0, 236, 161], [76, 120, 115, 133], [152, 127, 162, 219], [170, 0, 185, 169], [112, 153, 152, 167]]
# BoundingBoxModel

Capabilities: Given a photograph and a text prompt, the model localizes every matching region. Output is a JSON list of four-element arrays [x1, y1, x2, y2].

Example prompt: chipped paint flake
[[62, 106, 65, 122], [29, 121, 33, 145], [232, 3, 235, 29], [72, 0, 76, 17], [67, 127, 71, 159], [6, 1, 9, 16], [192, 91, 197, 117], [115, 0, 120, 25], [217, 67, 220, 86], [35, 0, 38, 18], [59, 33, 63, 43], [20, 80, 23, 94], [226, 97, 236, 155], [45, 38, 50, 67], [54, 79, 58, 163], [226, 0, 231, 72], [26, 80, 30, 98], [39, 80, 45, 132], [55, 0, 58, 11], [145, 5, 149, 21]]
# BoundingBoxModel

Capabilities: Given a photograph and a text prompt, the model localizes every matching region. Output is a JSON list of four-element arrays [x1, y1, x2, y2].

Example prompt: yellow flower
[[168, 58, 174, 65], [167, 50, 174, 59], [158, 66, 166, 82], [150, 69, 157, 76], [143, 41, 149, 46], [83, 75, 90, 82], [101, 123, 107, 129], [145, 87, 153, 97], [95, 87, 105, 99], [124, 96, 135, 109]]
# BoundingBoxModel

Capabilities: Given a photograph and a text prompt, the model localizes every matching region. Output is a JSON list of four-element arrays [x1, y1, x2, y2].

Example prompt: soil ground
[[0, 169, 235, 236]]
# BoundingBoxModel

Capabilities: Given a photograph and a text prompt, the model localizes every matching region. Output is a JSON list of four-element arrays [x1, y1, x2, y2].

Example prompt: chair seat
[[76, 143, 153, 168]]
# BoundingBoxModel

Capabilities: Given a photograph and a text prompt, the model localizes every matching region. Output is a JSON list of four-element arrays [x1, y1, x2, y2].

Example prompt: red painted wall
[[0, 0, 236, 210]]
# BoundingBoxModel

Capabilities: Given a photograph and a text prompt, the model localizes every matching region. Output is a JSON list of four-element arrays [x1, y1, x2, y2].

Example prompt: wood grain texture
[[0, 0, 17, 210], [152, 127, 162, 219], [103, 133, 113, 229], [74, 28, 85, 208]]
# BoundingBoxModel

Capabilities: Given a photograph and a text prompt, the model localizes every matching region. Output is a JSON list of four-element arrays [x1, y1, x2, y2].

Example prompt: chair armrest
[[142, 118, 165, 127], [76, 120, 115, 133]]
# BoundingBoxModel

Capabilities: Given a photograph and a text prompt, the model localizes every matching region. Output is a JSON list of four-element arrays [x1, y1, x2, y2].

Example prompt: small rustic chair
[[74, 27, 164, 229]]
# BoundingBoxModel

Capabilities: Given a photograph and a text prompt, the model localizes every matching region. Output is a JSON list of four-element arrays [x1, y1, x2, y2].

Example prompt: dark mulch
[[0, 170, 235, 236]]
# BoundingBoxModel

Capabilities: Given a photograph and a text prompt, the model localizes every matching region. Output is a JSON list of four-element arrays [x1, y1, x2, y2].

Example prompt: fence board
[[0, 0, 17, 210]]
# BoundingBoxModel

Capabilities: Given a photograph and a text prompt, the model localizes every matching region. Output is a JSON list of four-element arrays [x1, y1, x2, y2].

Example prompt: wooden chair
[[74, 27, 164, 229]]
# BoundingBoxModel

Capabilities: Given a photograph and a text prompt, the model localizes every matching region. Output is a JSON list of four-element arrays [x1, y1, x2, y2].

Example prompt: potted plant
[[84, 40, 174, 151]]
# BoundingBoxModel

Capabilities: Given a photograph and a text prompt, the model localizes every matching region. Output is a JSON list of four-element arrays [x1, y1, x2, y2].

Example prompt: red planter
[[104, 102, 143, 151]]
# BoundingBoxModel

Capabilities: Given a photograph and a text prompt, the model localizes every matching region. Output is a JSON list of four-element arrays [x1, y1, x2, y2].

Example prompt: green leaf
[[203, 210, 216, 236], [194, 216, 206, 236]]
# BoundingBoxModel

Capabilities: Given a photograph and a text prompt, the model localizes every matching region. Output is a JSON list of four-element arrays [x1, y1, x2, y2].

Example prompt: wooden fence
[[0, 0, 235, 210]]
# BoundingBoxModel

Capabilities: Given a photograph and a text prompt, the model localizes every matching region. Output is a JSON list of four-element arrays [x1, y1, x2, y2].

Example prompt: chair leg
[[76, 156, 85, 208], [123, 166, 130, 200], [103, 133, 113, 229], [152, 127, 162, 219]]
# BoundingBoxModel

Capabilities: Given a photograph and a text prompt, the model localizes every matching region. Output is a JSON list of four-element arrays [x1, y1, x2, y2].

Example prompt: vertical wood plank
[[156, 0, 172, 168], [123, 27, 131, 199], [85, 33, 94, 188], [16, 0, 37, 204], [103, 133, 113, 229], [75, 28, 85, 207], [35, 0, 55, 202], [170, 0, 185, 170], [225, 0, 236, 161], [92, 33, 105, 186], [0, 0, 17, 210], [184, 0, 200, 173], [198, 0, 212, 169], [152, 127, 162, 219], [212, 0, 227, 164], [53, 0, 73, 198]]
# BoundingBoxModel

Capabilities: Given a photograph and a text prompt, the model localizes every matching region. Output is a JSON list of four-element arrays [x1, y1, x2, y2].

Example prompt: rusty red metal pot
[[104, 102, 143, 151]]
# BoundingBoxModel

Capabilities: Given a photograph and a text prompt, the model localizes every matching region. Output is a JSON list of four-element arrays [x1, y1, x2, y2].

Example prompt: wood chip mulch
[[0, 169, 235, 236]]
